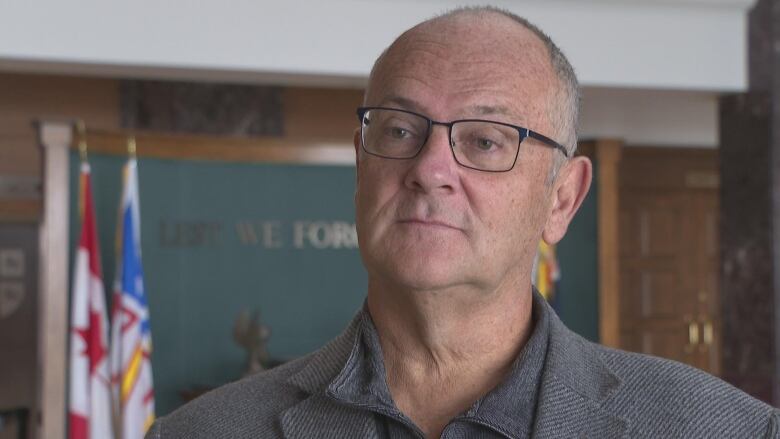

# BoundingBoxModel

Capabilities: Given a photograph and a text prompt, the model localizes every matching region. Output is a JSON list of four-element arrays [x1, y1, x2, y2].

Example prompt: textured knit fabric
[[146, 292, 780, 438], [352, 297, 549, 439]]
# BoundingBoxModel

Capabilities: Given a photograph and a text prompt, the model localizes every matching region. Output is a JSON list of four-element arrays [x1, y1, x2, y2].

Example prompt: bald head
[[365, 7, 579, 158]]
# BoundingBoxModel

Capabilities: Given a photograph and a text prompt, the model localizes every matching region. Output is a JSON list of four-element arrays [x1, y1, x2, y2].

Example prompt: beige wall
[[0, 73, 121, 176], [283, 87, 363, 144]]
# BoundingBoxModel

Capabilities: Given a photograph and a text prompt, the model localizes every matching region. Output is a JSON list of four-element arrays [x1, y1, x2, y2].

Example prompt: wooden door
[[618, 148, 720, 375]]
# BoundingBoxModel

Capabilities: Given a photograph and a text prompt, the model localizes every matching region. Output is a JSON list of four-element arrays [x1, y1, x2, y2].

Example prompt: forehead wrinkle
[[371, 74, 436, 104], [389, 36, 453, 65], [424, 37, 553, 95], [373, 46, 453, 84], [467, 104, 512, 116], [450, 45, 552, 83]]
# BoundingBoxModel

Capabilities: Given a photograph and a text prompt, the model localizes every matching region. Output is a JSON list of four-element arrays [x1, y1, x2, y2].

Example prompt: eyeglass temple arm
[[526, 130, 569, 158]]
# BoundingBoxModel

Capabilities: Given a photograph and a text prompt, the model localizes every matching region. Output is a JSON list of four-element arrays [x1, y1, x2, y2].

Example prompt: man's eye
[[476, 138, 496, 150], [392, 127, 408, 138], [471, 137, 504, 152], [388, 126, 411, 139]]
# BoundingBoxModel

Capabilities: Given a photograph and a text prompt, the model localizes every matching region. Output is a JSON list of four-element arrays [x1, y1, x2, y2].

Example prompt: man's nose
[[403, 125, 459, 193]]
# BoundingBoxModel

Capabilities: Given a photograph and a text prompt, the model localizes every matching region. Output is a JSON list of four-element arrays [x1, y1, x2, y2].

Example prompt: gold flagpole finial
[[127, 136, 137, 158], [76, 120, 88, 162]]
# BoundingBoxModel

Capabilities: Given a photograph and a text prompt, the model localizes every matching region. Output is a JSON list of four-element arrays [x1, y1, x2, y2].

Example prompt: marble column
[[719, 0, 780, 405]]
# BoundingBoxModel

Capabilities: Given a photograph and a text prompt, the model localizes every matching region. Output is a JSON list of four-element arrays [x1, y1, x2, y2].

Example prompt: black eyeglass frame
[[356, 106, 569, 173]]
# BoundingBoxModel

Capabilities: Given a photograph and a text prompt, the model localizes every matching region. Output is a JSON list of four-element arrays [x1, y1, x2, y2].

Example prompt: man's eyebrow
[[376, 97, 515, 120], [467, 105, 512, 117], [378, 95, 420, 111]]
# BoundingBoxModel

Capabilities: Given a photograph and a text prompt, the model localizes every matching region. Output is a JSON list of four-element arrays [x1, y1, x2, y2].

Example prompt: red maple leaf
[[75, 308, 107, 375]]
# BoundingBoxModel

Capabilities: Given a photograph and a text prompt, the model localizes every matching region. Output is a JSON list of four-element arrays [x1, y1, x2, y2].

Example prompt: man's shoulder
[[541, 301, 779, 438], [595, 342, 763, 406], [145, 353, 314, 439], [146, 310, 363, 438], [593, 342, 780, 437]]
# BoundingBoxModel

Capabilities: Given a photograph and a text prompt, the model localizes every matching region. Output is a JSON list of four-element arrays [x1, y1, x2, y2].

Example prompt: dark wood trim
[[0, 199, 41, 222], [618, 145, 717, 159], [576, 141, 596, 159], [73, 128, 355, 165], [595, 139, 623, 348], [619, 146, 719, 190]]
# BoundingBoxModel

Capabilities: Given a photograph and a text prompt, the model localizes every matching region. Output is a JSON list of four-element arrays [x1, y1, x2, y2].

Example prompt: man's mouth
[[397, 218, 461, 231]]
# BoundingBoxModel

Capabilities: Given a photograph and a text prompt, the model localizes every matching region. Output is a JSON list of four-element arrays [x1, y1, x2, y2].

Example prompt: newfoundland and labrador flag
[[533, 240, 561, 310], [110, 158, 155, 439], [69, 163, 114, 439]]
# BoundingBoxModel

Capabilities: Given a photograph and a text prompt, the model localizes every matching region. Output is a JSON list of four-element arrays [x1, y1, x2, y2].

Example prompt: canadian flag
[[69, 163, 114, 439]]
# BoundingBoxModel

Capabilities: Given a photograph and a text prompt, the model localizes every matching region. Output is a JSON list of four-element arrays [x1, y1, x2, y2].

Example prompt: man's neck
[[366, 278, 534, 438]]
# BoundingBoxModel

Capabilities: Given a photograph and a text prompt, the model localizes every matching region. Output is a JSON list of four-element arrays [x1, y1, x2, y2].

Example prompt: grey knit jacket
[[147, 297, 780, 438]]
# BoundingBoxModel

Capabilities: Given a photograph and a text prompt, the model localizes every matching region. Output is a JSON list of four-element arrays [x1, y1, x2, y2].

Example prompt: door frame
[[579, 139, 623, 348]]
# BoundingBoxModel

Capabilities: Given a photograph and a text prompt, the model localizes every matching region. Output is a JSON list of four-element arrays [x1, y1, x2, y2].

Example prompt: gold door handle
[[689, 321, 700, 345], [684, 318, 699, 354], [702, 321, 713, 345]]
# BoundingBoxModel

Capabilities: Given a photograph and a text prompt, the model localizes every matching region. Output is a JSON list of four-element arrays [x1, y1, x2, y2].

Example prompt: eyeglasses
[[356, 106, 569, 173]]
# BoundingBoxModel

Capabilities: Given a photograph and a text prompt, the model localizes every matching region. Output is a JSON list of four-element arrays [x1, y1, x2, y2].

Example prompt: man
[[148, 7, 780, 438]]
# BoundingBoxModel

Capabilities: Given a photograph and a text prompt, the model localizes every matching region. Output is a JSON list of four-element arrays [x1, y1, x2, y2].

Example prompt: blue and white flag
[[109, 158, 155, 439]]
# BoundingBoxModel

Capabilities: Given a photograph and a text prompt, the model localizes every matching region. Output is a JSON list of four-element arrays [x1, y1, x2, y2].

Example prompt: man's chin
[[378, 262, 470, 292], [361, 238, 475, 289]]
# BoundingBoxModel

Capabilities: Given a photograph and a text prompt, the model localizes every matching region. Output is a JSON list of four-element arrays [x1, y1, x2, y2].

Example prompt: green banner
[[69, 151, 366, 416]]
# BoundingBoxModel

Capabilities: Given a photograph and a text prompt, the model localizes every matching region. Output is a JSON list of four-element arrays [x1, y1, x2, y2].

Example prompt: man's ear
[[542, 156, 593, 245]]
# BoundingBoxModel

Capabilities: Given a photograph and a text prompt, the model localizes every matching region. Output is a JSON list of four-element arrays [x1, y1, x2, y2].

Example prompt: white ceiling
[[0, 0, 755, 92]]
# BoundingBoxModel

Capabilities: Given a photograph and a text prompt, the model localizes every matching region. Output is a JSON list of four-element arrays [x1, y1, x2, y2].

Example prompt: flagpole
[[127, 136, 137, 158], [75, 120, 88, 219], [76, 120, 88, 162]]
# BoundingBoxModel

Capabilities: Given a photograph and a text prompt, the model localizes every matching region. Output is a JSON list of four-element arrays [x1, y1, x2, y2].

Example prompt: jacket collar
[[531, 298, 629, 438], [466, 291, 552, 438], [285, 311, 362, 394], [280, 309, 378, 439]]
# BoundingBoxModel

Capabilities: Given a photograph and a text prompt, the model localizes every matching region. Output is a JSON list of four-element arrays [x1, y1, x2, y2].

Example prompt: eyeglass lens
[[361, 108, 521, 172]]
